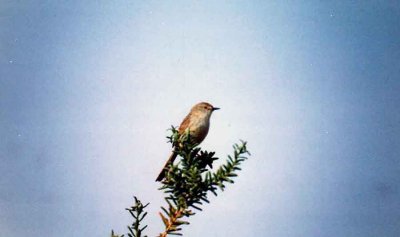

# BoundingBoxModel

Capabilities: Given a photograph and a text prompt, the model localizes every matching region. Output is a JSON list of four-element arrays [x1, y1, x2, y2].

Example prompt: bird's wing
[[178, 112, 192, 134]]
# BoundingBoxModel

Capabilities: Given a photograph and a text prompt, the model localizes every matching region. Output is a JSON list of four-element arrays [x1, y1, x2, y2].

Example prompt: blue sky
[[1, 1, 399, 236]]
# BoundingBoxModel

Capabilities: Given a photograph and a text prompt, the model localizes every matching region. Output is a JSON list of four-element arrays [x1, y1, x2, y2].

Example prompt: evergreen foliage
[[112, 197, 149, 237], [112, 127, 250, 236]]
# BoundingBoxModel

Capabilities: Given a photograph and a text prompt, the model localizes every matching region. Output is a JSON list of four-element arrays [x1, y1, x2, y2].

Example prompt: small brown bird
[[155, 102, 220, 182]]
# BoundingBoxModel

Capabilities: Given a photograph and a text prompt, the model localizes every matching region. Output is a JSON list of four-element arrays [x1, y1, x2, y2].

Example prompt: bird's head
[[192, 102, 220, 116]]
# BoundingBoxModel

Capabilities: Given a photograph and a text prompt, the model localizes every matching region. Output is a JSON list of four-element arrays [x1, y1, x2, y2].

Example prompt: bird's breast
[[187, 116, 210, 143]]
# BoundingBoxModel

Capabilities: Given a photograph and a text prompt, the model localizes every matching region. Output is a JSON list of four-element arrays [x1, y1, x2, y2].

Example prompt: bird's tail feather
[[155, 152, 178, 182]]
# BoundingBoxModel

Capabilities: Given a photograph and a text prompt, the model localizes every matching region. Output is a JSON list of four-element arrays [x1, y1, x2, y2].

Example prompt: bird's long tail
[[155, 152, 178, 182]]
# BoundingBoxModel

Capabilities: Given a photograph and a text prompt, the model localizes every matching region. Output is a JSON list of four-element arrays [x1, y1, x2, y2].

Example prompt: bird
[[155, 102, 220, 182]]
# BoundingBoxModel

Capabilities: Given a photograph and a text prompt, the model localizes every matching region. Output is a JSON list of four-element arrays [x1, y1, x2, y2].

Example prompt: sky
[[1, 1, 399, 236]]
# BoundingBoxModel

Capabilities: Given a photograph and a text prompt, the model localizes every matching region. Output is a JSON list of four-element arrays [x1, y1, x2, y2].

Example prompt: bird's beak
[[212, 107, 220, 111]]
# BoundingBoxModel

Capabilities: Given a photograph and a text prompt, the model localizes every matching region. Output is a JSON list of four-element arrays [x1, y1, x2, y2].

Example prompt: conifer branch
[[157, 128, 250, 236], [111, 196, 149, 237], [111, 127, 250, 237]]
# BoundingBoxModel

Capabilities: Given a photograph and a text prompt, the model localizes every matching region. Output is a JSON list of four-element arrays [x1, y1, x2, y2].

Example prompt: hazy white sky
[[1, 1, 399, 236]]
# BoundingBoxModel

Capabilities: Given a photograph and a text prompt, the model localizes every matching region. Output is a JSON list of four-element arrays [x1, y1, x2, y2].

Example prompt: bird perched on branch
[[156, 102, 220, 182]]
